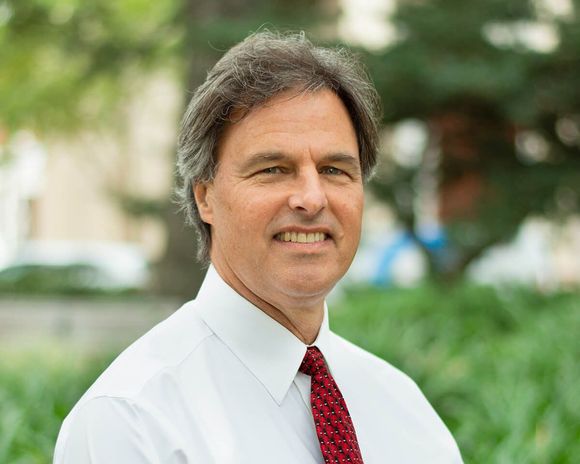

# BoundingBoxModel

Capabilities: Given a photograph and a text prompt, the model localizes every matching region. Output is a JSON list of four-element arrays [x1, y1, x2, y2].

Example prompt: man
[[54, 31, 463, 463]]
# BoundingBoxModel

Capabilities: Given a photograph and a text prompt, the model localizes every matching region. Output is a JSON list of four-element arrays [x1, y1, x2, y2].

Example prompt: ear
[[194, 182, 214, 224]]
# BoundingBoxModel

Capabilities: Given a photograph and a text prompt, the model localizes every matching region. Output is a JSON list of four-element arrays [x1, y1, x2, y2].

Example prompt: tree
[[365, 0, 580, 280]]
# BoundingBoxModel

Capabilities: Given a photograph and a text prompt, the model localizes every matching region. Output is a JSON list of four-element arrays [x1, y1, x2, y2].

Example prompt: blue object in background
[[372, 227, 447, 286]]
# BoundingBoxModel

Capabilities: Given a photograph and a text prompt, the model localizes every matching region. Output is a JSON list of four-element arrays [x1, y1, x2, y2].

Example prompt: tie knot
[[299, 346, 327, 377]]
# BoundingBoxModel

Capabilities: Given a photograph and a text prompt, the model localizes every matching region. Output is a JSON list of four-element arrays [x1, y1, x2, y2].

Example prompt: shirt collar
[[195, 265, 332, 405]]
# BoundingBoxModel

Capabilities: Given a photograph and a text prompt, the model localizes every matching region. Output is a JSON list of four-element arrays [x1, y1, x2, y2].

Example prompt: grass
[[0, 282, 578, 463]]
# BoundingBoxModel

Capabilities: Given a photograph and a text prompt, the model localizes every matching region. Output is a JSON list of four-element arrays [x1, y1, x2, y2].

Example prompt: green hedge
[[0, 283, 578, 463], [0, 350, 113, 464], [331, 283, 579, 463]]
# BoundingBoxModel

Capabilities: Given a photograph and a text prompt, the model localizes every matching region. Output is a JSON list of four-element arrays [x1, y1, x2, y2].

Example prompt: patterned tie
[[299, 346, 364, 463]]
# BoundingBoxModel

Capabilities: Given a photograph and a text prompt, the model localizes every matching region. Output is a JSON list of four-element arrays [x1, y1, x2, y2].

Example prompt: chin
[[277, 273, 339, 301]]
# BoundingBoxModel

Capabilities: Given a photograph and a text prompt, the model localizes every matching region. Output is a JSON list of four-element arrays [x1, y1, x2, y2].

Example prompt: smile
[[274, 232, 328, 243]]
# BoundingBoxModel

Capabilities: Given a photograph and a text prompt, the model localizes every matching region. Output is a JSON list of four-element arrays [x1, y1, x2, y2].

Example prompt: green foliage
[[0, 264, 142, 296], [0, 348, 114, 463], [0, 0, 182, 131], [331, 283, 580, 463], [0, 0, 335, 140], [365, 0, 580, 279], [0, 0, 333, 132]]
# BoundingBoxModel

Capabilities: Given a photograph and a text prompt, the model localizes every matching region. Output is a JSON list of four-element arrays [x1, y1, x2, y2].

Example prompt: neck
[[212, 264, 325, 345], [245, 292, 324, 345]]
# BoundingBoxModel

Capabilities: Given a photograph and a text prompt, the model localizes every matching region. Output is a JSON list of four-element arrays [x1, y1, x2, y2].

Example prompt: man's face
[[196, 89, 363, 309]]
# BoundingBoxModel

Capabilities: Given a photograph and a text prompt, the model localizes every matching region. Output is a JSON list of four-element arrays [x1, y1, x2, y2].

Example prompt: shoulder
[[329, 331, 451, 430], [329, 331, 416, 386], [55, 299, 215, 460], [328, 333, 463, 461], [79, 299, 212, 400], [54, 396, 155, 463], [54, 298, 218, 460]]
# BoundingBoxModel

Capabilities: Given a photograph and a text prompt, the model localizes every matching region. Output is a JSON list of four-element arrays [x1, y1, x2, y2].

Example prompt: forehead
[[217, 89, 359, 161]]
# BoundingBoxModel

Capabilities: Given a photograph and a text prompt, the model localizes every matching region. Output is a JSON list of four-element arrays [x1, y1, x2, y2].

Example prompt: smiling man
[[54, 32, 463, 463]]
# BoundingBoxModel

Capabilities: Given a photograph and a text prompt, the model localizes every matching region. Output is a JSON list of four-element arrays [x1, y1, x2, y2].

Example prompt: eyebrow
[[239, 151, 361, 173], [322, 153, 361, 172], [239, 152, 288, 172]]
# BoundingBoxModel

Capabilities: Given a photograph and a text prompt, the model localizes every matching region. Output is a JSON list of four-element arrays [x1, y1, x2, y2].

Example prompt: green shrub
[[0, 348, 114, 464], [331, 283, 580, 463], [0, 264, 142, 297]]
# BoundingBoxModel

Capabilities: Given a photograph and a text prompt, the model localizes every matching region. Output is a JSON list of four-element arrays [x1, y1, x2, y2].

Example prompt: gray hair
[[176, 30, 381, 264]]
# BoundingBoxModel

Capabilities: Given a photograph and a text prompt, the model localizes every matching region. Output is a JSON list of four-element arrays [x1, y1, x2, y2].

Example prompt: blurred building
[[0, 73, 180, 272], [0, 131, 46, 267]]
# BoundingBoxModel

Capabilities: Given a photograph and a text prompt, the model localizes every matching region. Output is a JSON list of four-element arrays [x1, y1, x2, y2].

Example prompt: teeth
[[276, 232, 327, 243]]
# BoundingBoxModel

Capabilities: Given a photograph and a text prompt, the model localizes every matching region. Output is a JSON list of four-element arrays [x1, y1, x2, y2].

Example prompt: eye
[[321, 166, 346, 176], [260, 166, 283, 174]]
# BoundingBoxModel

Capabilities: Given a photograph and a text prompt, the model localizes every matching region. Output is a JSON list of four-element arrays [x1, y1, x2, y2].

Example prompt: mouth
[[274, 231, 329, 244]]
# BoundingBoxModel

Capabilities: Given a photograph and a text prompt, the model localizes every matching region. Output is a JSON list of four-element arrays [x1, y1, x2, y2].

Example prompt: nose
[[288, 169, 328, 216]]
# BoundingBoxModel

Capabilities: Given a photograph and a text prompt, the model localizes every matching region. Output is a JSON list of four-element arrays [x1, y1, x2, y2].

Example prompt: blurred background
[[1, 0, 579, 462]]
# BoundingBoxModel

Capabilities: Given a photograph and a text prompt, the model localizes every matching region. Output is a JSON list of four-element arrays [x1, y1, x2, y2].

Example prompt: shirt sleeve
[[55, 396, 161, 464]]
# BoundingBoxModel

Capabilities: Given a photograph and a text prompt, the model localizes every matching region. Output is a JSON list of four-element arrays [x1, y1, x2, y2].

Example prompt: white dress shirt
[[54, 266, 463, 463]]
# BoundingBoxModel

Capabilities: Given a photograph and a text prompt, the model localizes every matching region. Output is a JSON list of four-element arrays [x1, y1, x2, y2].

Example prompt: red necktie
[[299, 346, 364, 463]]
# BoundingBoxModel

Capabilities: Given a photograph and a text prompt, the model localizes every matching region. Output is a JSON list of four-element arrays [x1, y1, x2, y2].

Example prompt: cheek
[[340, 204, 364, 245], [334, 190, 364, 221], [216, 188, 282, 237], [242, 190, 288, 220]]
